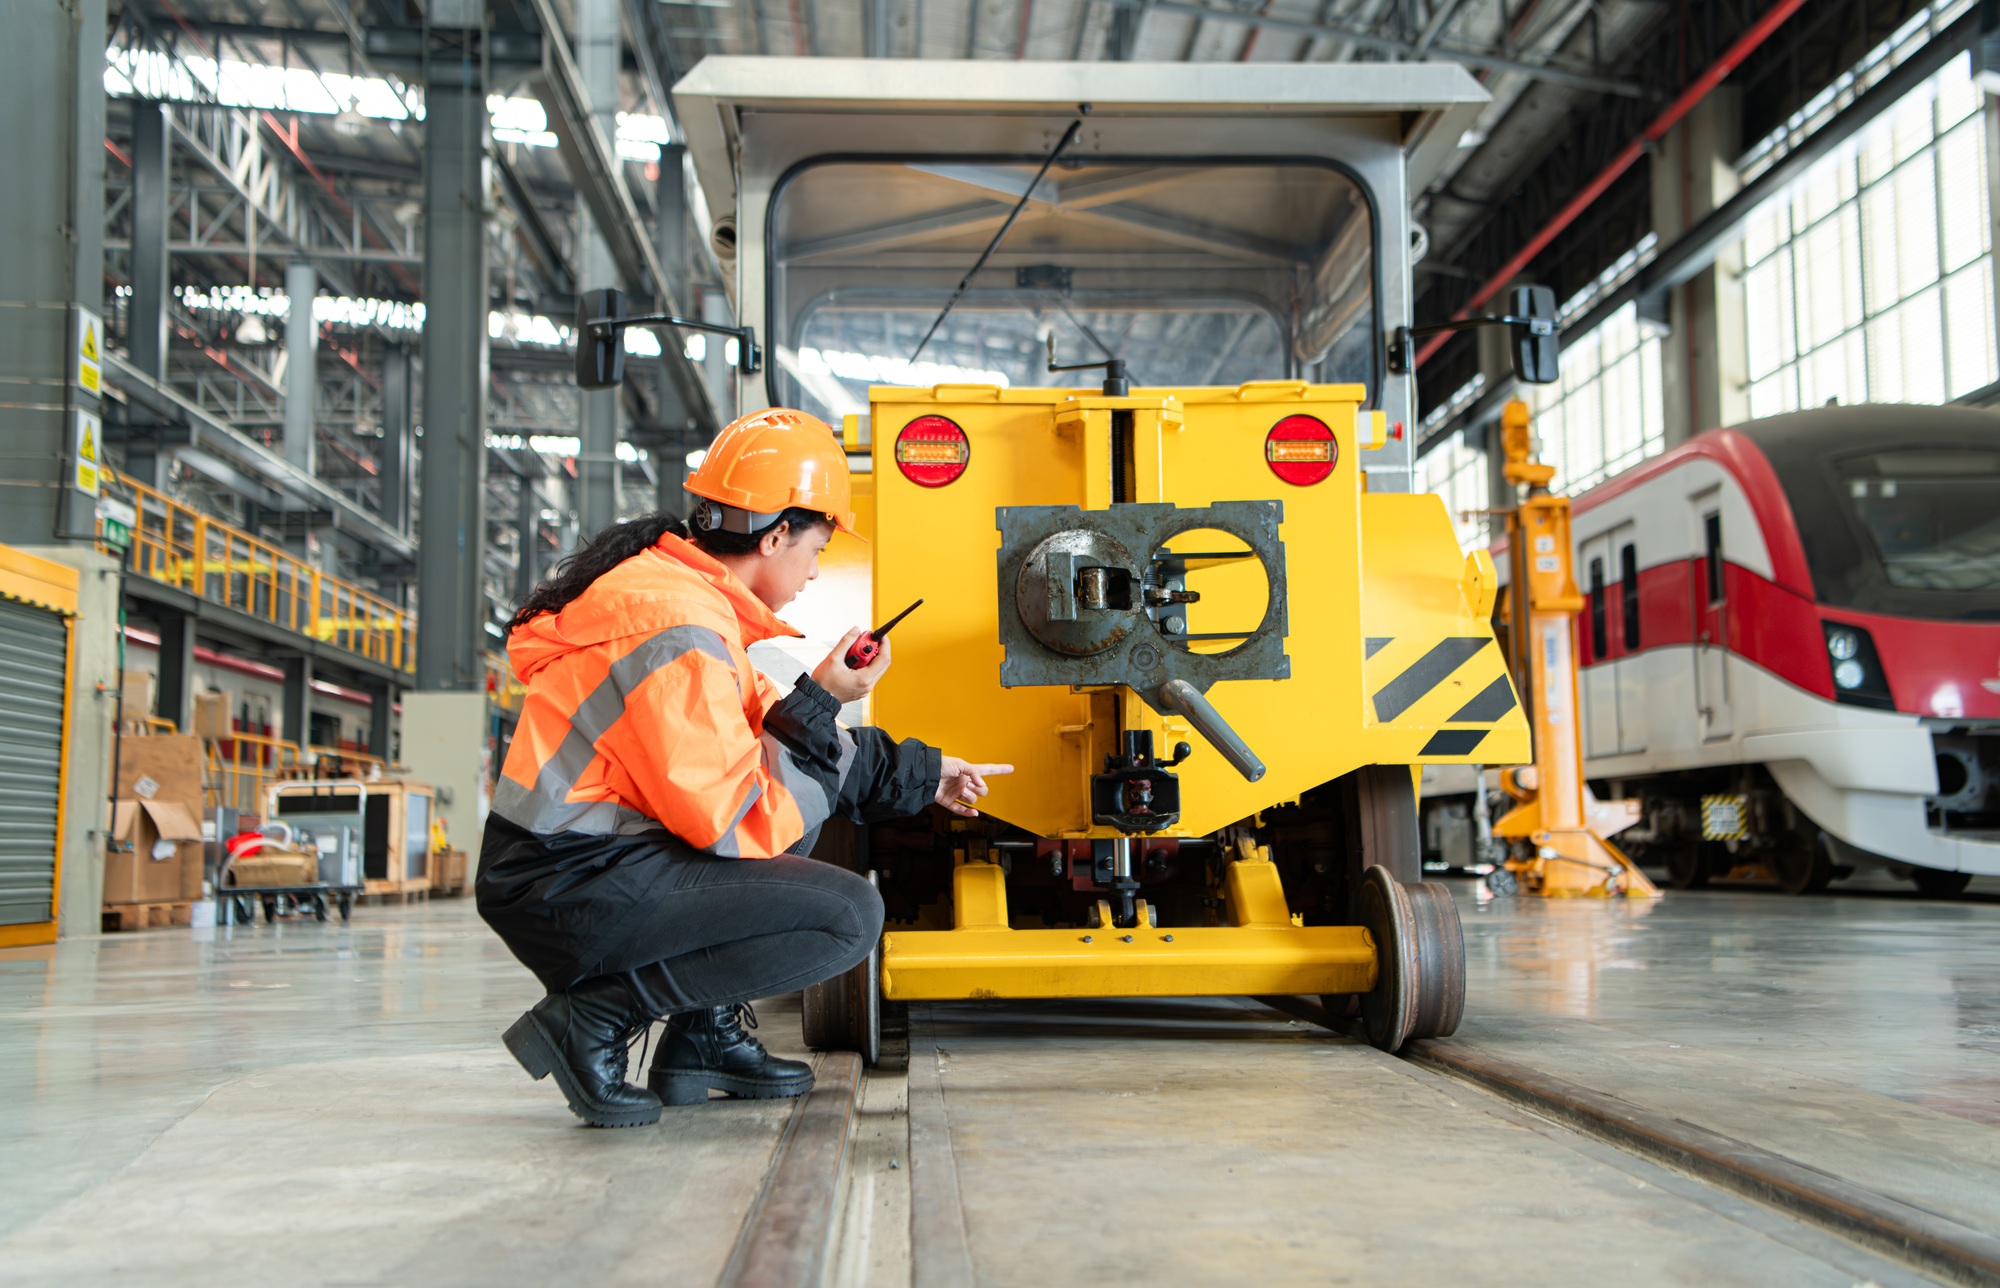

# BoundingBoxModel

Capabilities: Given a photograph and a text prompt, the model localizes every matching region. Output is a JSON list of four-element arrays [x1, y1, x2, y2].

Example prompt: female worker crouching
[[478, 408, 1010, 1127]]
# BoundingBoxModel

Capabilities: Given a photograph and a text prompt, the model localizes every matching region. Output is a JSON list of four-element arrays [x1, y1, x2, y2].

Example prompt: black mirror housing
[[1509, 284, 1560, 385], [575, 287, 627, 390]]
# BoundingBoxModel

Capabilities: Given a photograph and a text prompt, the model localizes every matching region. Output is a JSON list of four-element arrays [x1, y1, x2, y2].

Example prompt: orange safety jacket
[[494, 532, 932, 858], [477, 532, 939, 992]]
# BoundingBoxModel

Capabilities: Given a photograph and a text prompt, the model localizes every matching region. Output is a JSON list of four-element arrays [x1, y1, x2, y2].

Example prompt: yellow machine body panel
[[880, 857, 1380, 1000], [863, 381, 1529, 841]]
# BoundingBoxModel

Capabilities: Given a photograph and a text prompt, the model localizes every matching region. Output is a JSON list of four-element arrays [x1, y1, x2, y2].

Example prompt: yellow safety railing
[[208, 730, 305, 817], [114, 476, 414, 673]]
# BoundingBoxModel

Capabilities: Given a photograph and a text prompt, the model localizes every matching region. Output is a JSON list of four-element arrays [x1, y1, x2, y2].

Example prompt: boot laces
[[622, 1018, 655, 1081]]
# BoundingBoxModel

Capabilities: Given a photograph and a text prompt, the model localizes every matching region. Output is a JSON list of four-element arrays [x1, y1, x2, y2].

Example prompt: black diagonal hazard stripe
[[1373, 638, 1490, 721], [1364, 637, 1393, 659], [1448, 674, 1518, 723], [1420, 729, 1488, 756]]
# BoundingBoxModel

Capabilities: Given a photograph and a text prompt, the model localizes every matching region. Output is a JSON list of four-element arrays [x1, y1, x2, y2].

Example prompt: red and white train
[[1509, 403, 2000, 895]]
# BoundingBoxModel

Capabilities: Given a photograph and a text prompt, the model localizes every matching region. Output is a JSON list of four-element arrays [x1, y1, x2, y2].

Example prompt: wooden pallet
[[102, 901, 196, 932], [360, 884, 431, 906]]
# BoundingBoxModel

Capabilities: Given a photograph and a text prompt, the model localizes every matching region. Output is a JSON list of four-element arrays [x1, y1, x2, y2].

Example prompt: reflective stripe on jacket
[[494, 532, 934, 859]]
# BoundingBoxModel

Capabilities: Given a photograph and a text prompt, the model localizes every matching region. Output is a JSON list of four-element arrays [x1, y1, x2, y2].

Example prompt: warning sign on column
[[75, 308, 102, 395], [73, 409, 101, 496]]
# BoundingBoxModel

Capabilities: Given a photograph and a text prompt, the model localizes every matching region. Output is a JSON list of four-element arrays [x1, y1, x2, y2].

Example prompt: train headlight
[[1821, 621, 1894, 709]]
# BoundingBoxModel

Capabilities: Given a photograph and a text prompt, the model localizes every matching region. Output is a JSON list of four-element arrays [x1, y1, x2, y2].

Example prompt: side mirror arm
[[1385, 314, 1557, 375]]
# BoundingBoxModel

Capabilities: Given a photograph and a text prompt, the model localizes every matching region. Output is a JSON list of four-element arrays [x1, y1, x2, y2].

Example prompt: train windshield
[[766, 159, 1376, 420], [1833, 451, 2000, 594]]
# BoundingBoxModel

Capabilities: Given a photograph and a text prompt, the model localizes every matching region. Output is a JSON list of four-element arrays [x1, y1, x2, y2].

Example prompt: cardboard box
[[117, 734, 206, 806], [109, 735, 209, 902], [106, 798, 203, 904], [430, 848, 468, 896], [119, 669, 155, 722], [193, 691, 231, 740]]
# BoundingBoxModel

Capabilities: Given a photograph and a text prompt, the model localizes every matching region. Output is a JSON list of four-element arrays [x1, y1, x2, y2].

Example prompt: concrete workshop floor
[[0, 900, 805, 1285], [1, 880, 1996, 1285]]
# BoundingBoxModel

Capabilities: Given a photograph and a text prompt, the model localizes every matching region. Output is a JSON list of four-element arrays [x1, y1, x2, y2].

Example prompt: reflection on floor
[[1456, 879, 2000, 1233], [0, 900, 802, 1283], [0, 881, 1993, 1284]]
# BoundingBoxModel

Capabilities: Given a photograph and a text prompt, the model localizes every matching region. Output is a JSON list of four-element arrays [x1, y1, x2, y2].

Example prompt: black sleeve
[[760, 677, 941, 825]]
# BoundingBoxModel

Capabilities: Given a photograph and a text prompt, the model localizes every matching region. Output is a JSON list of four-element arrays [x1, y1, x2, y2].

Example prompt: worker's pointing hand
[[812, 627, 889, 705], [937, 756, 1014, 818]]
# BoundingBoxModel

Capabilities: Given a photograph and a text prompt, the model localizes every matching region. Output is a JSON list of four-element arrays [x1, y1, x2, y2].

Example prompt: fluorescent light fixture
[[104, 48, 670, 160]]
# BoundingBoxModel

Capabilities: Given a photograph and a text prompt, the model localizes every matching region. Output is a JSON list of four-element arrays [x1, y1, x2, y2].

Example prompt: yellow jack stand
[[1490, 400, 1658, 900]]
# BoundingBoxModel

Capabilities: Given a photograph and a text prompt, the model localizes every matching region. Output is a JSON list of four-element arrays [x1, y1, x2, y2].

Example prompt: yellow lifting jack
[[1489, 400, 1660, 899]]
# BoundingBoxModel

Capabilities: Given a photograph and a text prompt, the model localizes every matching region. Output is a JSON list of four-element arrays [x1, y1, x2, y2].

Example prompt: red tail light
[[1265, 415, 1336, 485], [894, 415, 970, 487]]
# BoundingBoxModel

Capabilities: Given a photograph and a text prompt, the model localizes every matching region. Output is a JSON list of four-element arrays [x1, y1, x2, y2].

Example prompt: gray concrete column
[[655, 455, 689, 517], [864, 0, 891, 56], [284, 260, 318, 474], [656, 144, 689, 308], [0, 0, 106, 546], [578, 214, 622, 537], [516, 473, 540, 600], [379, 345, 413, 533], [416, 84, 491, 692], [1650, 91, 1749, 444], [576, 0, 624, 537], [130, 103, 172, 382], [366, 682, 395, 759], [154, 609, 196, 734], [281, 655, 314, 747]]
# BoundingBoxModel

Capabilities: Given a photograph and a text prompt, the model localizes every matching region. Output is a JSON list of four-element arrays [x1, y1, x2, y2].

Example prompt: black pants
[[594, 854, 884, 1017]]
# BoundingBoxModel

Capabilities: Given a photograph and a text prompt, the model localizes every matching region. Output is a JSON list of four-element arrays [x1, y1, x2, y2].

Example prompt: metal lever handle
[[1159, 679, 1266, 782]]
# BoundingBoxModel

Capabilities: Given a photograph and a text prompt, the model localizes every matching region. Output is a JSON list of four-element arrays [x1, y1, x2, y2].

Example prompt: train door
[[1579, 530, 1622, 759], [1690, 492, 1733, 741]]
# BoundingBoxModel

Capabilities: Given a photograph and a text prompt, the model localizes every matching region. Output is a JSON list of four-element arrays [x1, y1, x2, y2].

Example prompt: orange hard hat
[[684, 407, 858, 536]]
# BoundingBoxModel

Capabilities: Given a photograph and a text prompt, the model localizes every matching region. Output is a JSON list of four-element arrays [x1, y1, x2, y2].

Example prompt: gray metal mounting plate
[[995, 500, 1291, 714]]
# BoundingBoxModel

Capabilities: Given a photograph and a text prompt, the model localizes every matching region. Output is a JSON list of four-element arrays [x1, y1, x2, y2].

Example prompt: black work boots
[[648, 1003, 815, 1105], [504, 976, 661, 1128]]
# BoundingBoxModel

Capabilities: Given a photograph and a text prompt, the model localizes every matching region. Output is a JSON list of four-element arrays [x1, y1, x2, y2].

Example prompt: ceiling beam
[[526, 0, 721, 434], [1111, 0, 1642, 96]]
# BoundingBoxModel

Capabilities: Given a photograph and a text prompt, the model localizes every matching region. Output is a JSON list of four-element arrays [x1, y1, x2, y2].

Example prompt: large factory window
[[1415, 426, 1492, 552], [1740, 52, 1995, 416], [1522, 301, 1668, 494], [767, 160, 1375, 419]]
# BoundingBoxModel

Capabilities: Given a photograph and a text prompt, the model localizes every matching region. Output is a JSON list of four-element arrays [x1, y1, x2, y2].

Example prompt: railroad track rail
[[1253, 995, 2000, 1288], [715, 1051, 864, 1288], [720, 998, 2000, 1288]]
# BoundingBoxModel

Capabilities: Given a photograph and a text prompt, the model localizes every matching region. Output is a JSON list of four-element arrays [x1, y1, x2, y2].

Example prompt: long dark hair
[[507, 507, 832, 635]]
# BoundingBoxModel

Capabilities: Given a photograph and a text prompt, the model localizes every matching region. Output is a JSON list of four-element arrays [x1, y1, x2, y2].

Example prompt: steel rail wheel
[[1356, 866, 1467, 1051], [1402, 881, 1467, 1040], [801, 936, 880, 1066], [1356, 866, 1419, 1052], [802, 874, 882, 1065]]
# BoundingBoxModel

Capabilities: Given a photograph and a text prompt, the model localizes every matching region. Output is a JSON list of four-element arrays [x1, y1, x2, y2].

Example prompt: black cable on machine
[[908, 106, 1090, 364]]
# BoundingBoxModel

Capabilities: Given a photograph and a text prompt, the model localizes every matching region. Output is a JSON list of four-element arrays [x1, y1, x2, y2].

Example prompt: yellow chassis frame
[[880, 858, 1379, 1001]]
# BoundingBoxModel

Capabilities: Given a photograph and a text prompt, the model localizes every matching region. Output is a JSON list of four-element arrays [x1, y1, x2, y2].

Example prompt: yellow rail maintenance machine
[[580, 58, 1556, 1055]]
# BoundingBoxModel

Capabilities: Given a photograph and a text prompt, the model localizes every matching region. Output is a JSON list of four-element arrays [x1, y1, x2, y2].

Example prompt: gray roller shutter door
[[0, 601, 68, 926]]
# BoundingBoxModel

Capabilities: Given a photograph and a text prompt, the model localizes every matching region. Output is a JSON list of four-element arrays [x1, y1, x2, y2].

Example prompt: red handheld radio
[[844, 599, 924, 669]]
